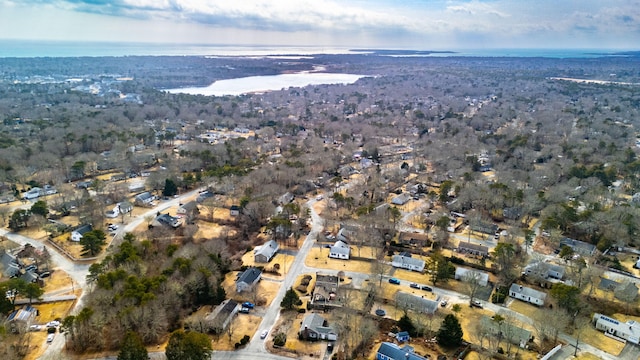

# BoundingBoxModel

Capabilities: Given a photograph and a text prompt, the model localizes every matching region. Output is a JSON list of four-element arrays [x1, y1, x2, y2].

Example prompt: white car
[[46, 333, 55, 343], [316, 195, 324, 201], [260, 330, 269, 339]]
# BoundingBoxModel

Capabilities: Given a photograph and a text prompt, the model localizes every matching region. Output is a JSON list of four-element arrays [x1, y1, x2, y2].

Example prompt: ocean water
[[0, 39, 628, 59]]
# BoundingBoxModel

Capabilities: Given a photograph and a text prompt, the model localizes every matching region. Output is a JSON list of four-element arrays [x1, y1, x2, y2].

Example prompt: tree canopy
[[80, 229, 107, 257], [117, 331, 148, 360], [165, 330, 212, 360], [280, 287, 301, 310], [436, 314, 464, 348]]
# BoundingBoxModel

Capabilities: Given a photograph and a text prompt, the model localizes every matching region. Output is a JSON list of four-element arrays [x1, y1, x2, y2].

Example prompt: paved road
[[243, 198, 323, 354]]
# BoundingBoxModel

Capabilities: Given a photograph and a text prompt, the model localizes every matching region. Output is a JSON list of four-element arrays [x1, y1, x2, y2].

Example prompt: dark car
[[375, 309, 386, 316], [421, 285, 432, 292], [388, 278, 400, 285], [409, 283, 419, 289], [242, 302, 255, 309]]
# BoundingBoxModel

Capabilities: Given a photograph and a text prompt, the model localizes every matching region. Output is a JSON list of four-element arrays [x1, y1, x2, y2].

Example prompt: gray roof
[[392, 254, 425, 268], [377, 342, 428, 360], [598, 277, 619, 291], [135, 191, 154, 201], [179, 201, 198, 212], [559, 237, 596, 255], [458, 241, 489, 254], [300, 313, 335, 335], [479, 315, 532, 345], [330, 240, 350, 255], [255, 240, 279, 260], [395, 292, 439, 314], [73, 224, 92, 235], [509, 284, 547, 301], [1, 251, 20, 277], [237, 267, 262, 285]]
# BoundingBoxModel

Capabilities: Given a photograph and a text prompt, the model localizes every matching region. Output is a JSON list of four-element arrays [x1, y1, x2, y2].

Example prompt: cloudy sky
[[0, 0, 638, 49]]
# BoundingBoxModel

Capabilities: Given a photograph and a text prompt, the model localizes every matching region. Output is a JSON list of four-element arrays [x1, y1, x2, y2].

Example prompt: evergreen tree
[[117, 331, 148, 360], [163, 178, 178, 196], [436, 314, 463, 348], [165, 330, 211, 360], [30, 200, 48, 217], [280, 287, 301, 310], [397, 313, 417, 337], [80, 229, 107, 257]]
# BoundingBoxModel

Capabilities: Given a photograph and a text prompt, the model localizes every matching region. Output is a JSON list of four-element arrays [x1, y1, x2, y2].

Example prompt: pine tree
[[398, 313, 417, 337], [280, 287, 301, 310], [117, 331, 148, 360], [436, 314, 463, 348]]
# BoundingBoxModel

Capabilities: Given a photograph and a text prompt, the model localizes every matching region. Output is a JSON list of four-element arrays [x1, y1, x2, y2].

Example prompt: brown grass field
[[211, 313, 262, 351]]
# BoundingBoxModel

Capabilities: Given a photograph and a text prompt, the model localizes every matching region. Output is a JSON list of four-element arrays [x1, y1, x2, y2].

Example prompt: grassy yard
[[221, 271, 281, 307], [210, 313, 262, 351], [281, 311, 325, 357], [305, 247, 374, 273]]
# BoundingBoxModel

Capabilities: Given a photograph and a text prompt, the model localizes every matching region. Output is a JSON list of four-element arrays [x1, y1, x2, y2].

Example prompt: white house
[[455, 267, 489, 287], [592, 313, 640, 344], [134, 191, 156, 206], [329, 240, 350, 260], [254, 240, 279, 263], [71, 224, 92, 242], [391, 254, 425, 272], [509, 284, 547, 306]]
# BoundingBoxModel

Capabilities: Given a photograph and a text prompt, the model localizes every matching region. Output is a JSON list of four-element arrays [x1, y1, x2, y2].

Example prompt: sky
[[0, 0, 638, 50]]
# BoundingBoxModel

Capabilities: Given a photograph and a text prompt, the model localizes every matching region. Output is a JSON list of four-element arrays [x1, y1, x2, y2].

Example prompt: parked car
[[239, 307, 250, 314], [388, 278, 400, 285], [421, 285, 432, 292], [440, 300, 448, 307], [38, 271, 51, 278], [242, 302, 255, 309], [375, 309, 386, 316], [471, 299, 483, 308], [46, 333, 55, 343], [24, 264, 37, 272], [409, 283, 419, 289], [260, 330, 269, 339]]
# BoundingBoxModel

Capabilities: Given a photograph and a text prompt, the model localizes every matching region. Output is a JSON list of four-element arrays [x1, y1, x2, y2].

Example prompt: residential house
[[177, 201, 198, 216], [154, 214, 182, 228], [479, 315, 532, 348], [5, 305, 38, 333], [395, 331, 410, 342], [236, 267, 262, 292], [592, 313, 640, 344], [205, 299, 239, 333], [398, 232, 429, 247], [391, 193, 411, 206], [509, 284, 547, 306], [118, 201, 133, 215], [177, 201, 199, 223], [391, 254, 425, 272], [559, 237, 596, 257], [20, 270, 39, 284], [254, 240, 279, 263], [376, 342, 428, 360], [196, 190, 214, 203], [230, 205, 240, 217], [470, 221, 498, 235], [311, 273, 339, 307], [329, 240, 350, 260], [522, 261, 565, 282], [299, 313, 337, 341], [395, 292, 439, 314], [336, 223, 358, 242], [279, 192, 294, 205], [134, 191, 156, 206], [457, 241, 489, 257], [1, 251, 21, 277], [71, 224, 92, 242], [455, 267, 489, 287], [128, 183, 145, 193], [599, 278, 639, 301]]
